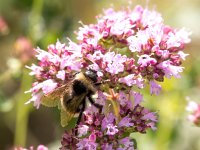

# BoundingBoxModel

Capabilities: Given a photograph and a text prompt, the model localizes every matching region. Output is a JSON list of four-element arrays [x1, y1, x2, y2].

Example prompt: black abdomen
[[73, 80, 87, 95]]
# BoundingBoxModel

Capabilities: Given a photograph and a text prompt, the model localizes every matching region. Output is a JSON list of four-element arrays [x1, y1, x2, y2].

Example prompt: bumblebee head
[[84, 69, 98, 83]]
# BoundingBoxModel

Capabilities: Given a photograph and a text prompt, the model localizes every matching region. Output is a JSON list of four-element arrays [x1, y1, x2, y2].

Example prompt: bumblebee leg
[[75, 99, 86, 136], [76, 98, 86, 125], [94, 82, 101, 86], [87, 94, 103, 113], [76, 107, 81, 113], [95, 79, 110, 86]]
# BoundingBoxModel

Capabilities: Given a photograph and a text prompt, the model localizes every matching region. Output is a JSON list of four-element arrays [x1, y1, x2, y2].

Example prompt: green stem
[[110, 99, 120, 122], [14, 0, 44, 146], [14, 68, 33, 146], [28, 0, 44, 40], [0, 70, 12, 83]]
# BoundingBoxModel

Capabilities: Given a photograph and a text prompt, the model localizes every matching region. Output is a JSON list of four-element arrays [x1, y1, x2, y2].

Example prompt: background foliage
[[0, 0, 200, 149]]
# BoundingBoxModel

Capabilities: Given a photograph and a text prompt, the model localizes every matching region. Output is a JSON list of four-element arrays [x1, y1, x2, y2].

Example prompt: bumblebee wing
[[59, 88, 75, 127], [41, 96, 59, 107], [60, 93, 87, 127], [60, 108, 75, 127], [41, 84, 69, 107]]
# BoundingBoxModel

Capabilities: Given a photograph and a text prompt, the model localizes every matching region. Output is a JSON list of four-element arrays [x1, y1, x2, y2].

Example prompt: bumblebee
[[41, 69, 103, 127]]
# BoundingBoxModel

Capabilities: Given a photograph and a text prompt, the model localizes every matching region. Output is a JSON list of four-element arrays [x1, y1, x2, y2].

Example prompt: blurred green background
[[0, 0, 200, 150]]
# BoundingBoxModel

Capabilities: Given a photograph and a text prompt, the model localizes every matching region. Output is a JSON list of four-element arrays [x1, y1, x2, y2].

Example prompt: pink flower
[[76, 138, 97, 150], [157, 61, 184, 78], [29, 82, 43, 93], [141, 8, 163, 27], [87, 91, 106, 114], [174, 28, 191, 44], [26, 92, 43, 109], [150, 80, 161, 95], [84, 113, 94, 125], [138, 54, 157, 67], [118, 137, 134, 149], [119, 74, 135, 86], [102, 52, 127, 75], [96, 91, 106, 105], [78, 125, 89, 137], [0, 16, 9, 35], [106, 124, 119, 135], [166, 32, 182, 48], [102, 113, 116, 130], [110, 18, 134, 36], [155, 49, 170, 59], [56, 70, 66, 80], [119, 74, 144, 88], [89, 133, 97, 142], [118, 91, 133, 109], [26, 64, 42, 77], [60, 55, 83, 71], [178, 51, 189, 60], [101, 143, 113, 150], [41, 79, 57, 95], [118, 116, 134, 127], [35, 48, 54, 63], [48, 40, 67, 55], [14, 145, 48, 150], [127, 36, 141, 52], [186, 101, 200, 126], [132, 92, 143, 106], [186, 101, 199, 112], [37, 145, 48, 150], [142, 112, 157, 122]]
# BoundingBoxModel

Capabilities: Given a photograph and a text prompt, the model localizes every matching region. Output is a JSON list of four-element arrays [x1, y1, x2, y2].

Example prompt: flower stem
[[14, 0, 44, 146], [0, 70, 12, 83], [28, 0, 44, 40], [14, 68, 33, 146]]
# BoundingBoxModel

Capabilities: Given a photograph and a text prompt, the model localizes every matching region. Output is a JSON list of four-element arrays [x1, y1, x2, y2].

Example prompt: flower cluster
[[26, 5, 190, 107], [26, 5, 190, 150], [25, 40, 84, 108], [60, 91, 157, 150], [186, 101, 200, 126], [76, 5, 190, 92]]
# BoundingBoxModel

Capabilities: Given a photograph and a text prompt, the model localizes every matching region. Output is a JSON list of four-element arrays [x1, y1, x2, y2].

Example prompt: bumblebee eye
[[85, 70, 98, 83]]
